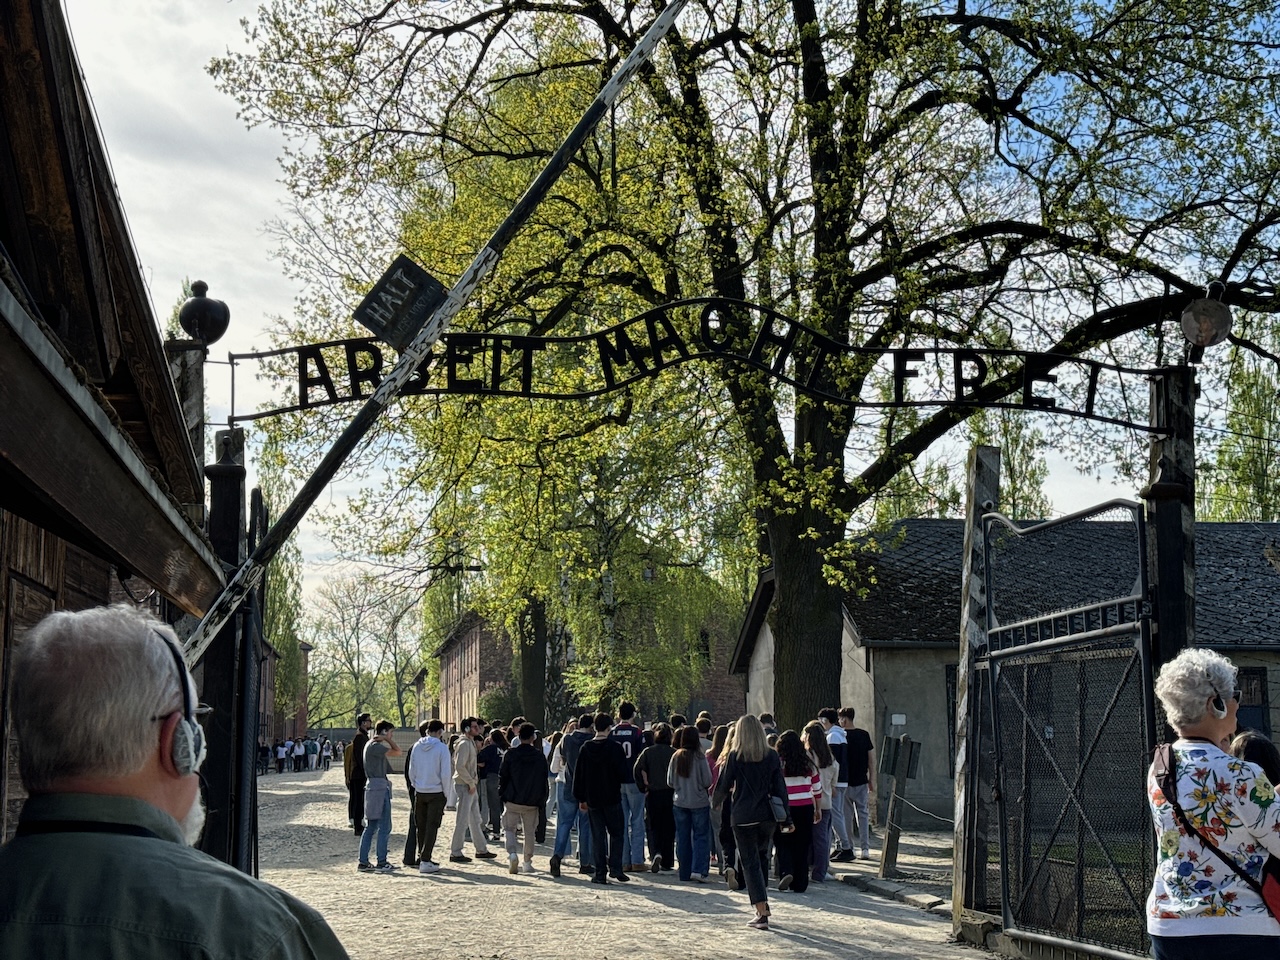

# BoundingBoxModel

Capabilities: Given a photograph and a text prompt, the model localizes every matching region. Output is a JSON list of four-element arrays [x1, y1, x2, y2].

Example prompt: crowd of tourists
[[261, 735, 336, 774], [345, 702, 877, 932]]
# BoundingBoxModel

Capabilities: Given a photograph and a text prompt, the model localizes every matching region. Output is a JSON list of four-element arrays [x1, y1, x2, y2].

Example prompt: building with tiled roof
[[731, 515, 1280, 827]]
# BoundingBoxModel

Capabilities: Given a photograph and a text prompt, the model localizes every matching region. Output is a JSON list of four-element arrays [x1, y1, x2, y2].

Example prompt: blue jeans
[[359, 786, 392, 865], [830, 784, 850, 849], [621, 782, 646, 865], [553, 783, 592, 863], [673, 805, 711, 880]]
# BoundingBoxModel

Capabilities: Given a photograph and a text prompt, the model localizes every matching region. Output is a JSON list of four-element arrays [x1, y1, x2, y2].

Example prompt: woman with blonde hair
[[712, 715, 788, 930]]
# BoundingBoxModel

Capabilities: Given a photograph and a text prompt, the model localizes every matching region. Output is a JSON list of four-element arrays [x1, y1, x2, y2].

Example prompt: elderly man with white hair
[[0, 604, 349, 959], [1147, 647, 1280, 959]]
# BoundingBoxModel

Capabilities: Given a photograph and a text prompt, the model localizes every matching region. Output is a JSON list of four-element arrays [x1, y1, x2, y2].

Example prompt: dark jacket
[[573, 735, 628, 808], [633, 743, 676, 793], [711, 751, 787, 826], [560, 728, 592, 793], [499, 742, 549, 807]]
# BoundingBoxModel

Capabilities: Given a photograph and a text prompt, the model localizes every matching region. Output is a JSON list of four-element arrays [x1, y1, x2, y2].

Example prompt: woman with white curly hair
[[1147, 647, 1280, 957]]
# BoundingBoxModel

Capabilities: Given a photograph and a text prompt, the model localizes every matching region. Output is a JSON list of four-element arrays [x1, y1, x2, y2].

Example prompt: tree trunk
[[768, 518, 844, 730], [520, 597, 548, 728]]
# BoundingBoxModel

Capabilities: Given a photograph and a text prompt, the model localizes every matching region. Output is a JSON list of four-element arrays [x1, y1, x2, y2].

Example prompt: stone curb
[[840, 873, 951, 917]]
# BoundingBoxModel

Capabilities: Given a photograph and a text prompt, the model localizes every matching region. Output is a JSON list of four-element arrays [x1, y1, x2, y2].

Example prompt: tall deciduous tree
[[214, 0, 1280, 727]]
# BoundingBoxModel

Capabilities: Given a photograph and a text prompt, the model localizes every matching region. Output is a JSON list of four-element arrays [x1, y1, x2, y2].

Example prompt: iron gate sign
[[230, 297, 1164, 431]]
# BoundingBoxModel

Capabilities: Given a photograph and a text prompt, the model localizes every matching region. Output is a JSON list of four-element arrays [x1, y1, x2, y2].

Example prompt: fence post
[[1142, 367, 1196, 675], [952, 445, 1000, 931], [879, 733, 914, 879]]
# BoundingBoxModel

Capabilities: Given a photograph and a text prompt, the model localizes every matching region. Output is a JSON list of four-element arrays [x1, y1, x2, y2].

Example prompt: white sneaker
[[419, 861, 440, 874], [519, 862, 536, 874], [859, 850, 872, 861], [508, 856, 520, 875]]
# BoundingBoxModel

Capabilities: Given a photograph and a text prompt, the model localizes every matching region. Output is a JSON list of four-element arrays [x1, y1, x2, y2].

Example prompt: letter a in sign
[[353, 254, 449, 352]]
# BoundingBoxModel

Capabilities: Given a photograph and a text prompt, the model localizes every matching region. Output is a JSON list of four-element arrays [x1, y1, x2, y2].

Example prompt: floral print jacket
[[1147, 739, 1280, 938]]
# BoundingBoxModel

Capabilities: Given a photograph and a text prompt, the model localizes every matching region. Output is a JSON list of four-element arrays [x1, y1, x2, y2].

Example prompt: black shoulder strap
[[15, 819, 163, 841]]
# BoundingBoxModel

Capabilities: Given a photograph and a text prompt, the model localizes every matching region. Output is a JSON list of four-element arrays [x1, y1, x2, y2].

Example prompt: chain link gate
[[975, 501, 1157, 957]]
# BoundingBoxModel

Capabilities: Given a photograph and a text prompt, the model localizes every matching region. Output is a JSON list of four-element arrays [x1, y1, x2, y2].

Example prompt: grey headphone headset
[[155, 631, 207, 776]]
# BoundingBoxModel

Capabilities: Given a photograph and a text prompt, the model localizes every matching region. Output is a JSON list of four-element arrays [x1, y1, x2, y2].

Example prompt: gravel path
[[257, 767, 982, 960]]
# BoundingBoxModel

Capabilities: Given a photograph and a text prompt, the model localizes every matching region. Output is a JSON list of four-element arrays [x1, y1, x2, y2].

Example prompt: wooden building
[[0, 0, 225, 836]]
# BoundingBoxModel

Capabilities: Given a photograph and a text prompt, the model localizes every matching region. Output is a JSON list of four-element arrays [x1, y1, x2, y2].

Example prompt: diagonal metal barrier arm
[[183, 0, 690, 665]]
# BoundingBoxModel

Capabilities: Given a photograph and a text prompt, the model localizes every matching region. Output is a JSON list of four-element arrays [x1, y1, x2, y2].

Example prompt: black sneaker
[[549, 854, 562, 877], [448, 854, 472, 863], [357, 862, 374, 872], [610, 872, 630, 883], [832, 849, 855, 863], [578, 864, 594, 874], [590, 876, 609, 884], [475, 851, 498, 860], [650, 856, 661, 874]]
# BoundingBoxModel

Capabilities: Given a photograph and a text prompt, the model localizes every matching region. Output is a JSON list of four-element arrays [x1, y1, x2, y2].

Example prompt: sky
[[58, 0, 1137, 599]]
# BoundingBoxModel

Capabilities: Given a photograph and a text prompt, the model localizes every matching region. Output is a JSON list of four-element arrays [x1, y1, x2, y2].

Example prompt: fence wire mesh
[[993, 639, 1153, 954], [985, 505, 1144, 632], [973, 501, 1153, 957]]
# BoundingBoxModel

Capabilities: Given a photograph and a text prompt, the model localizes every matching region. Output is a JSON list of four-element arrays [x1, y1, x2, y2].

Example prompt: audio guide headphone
[[155, 630, 207, 776], [1210, 685, 1228, 720]]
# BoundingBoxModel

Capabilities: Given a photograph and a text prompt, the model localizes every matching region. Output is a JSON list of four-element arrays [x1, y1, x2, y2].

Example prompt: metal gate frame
[[981, 500, 1157, 959]]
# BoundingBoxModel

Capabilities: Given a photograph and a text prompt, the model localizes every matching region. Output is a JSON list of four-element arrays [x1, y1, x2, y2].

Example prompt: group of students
[[265, 735, 333, 774], [348, 702, 876, 932]]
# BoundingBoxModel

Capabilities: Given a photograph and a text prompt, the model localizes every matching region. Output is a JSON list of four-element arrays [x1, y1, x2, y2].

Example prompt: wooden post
[[879, 733, 915, 879], [200, 429, 247, 868], [952, 446, 1000, 931], [1142, 367, 1196, 674]]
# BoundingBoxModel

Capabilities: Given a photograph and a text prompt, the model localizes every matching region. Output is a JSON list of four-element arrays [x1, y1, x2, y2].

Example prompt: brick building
[[435, 611, 513, 727]]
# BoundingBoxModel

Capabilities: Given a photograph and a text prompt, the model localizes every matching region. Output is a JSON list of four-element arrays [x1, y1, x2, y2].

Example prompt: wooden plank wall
[[0, 509, 111, 839]]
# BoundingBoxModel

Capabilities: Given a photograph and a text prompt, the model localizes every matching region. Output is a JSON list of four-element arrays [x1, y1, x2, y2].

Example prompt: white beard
[[182, 792, 207, 847]]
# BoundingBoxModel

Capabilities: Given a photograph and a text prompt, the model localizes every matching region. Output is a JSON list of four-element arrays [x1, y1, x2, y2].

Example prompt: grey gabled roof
[[1196, 523, 1280, 648], [732, 517, 1280, 659]]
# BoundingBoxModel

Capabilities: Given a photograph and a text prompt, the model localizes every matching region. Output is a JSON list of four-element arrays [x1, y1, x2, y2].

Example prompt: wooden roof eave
[[0, 279, 224, 616]]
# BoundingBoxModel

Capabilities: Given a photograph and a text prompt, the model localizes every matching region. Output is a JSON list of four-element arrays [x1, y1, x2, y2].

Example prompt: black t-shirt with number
[[846, 727, 874, 787], [608, 722, 645, 783]]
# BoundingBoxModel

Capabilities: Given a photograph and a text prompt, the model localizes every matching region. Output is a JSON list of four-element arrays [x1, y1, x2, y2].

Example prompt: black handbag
[[1153, 742, 1280, 921]]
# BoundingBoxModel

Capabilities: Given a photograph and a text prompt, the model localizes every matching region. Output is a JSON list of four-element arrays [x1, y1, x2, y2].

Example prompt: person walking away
[[634, 723, 676, 872], [402, 732, 419, 866], [774, 730, 820, 892], [714, 726, 742, 889], [477, 729, 507, 842], [276, 739, 287, 774], [448, 717, 498, 864], [609, 701, 647, 872], [348, 714, 372, 835], [1147, 648, 1280, 958], [546, 730, 562, 822], [713, 715, 789, 931], [321, 737, 333, 771], [818, 708, 851, 861], [803, 722, 837, 882], [408, 719, 452, 874], [550, 714, 595, 876], [574, 713, 630, 884], [838, 706, 875, 860], [293, 737, 307, 773], [499, 723, 549, 874], [667, 725, 713, 882], [358, 721, 402, 873], [706, 725, 729, 876]]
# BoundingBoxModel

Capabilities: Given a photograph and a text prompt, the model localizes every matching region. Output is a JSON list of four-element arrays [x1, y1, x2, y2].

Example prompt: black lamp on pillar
[[178, 280, 231, 345]]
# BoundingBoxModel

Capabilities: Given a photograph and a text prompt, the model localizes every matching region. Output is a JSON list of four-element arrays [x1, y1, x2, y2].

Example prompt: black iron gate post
[[1143, 365, 1196, 677], [201, 429, 247, 868]]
